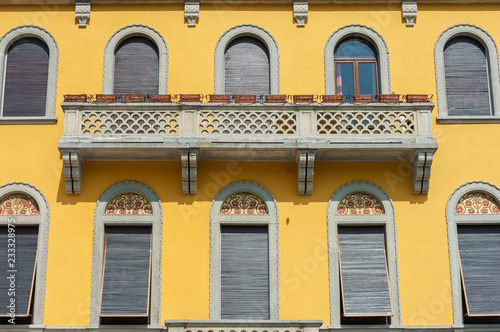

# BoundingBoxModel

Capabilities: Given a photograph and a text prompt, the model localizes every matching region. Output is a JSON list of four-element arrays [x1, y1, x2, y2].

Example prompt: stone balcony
[[58, 96, 438, 195]]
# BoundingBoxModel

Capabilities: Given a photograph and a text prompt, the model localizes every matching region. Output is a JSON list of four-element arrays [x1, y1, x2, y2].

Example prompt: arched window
[[224, 37, 270, 95], [334, 38, 378, 99], [0, 25, 58, 122], [435, 24, 500, 121], [210, 181, 279, 320], [89, 181, 162, 327], [327, 182, 400, 327], [214, 24, 280, 94], [0, 182, 49, 325], [446, 181, 500, 325]]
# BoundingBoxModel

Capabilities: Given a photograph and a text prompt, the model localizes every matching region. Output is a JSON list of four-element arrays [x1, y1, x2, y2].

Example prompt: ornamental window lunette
[[106, 193, 153, 214], [455, 192, 500, 214], [0, 193, 40, 215], [220, 192, 268, 215], [337, 192, 384, 215]]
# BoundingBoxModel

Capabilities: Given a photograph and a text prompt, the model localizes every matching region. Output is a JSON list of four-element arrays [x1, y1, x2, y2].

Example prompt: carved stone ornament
[[220, 192, 268, 215], [297, 150, 315, 195], [106, 193, 153, 214], [337, 192, 384, 215], [293, 1, 308, 27], [402, 1, 417, 26], [456, 192, 500, 214], [75, 2, 91, 28], [185, 1, 200, 27], [0, 193, 40, 215]]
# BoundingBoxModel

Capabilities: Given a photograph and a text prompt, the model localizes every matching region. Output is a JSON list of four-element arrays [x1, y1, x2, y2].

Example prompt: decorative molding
[[402, 1, 417, 26], [184, 1, 199, 27], [102, 24, 169, 94], [62, 151, 83, 194], [327, 181, 401, 327], [410, 150, 434, 195], [214, 24, 280, 94], [293, 1, 308, 27], [434, 23, 500, 120], [0, 25, 59, 120], [209, 181, 279, 320], [75, 1, 91, 28], [0, 182, 50, 326], [181, 149, 198, 194], [297, 149, 315, 195], [324, 24, 391, 94], [90, 181, 163, 327]]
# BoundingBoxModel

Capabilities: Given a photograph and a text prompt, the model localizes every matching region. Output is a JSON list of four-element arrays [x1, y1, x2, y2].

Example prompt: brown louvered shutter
[[444, 36, 491, 116], [224, 37, 270, 95], [114, 37, 159, 94], [3, 38, 49, 117]]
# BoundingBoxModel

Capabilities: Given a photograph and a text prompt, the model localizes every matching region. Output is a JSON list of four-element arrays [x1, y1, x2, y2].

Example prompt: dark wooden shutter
[[338, 226, 392, 317], [114, 37, 159, 94], [444, 36, 491, 116], [224, 37, 270, 95], [100, 226, 151, 317], [221, 225, 269, 319], [458, 225, 500, 316], [0, 226, 38, 317], [3, 38, 49, 117]]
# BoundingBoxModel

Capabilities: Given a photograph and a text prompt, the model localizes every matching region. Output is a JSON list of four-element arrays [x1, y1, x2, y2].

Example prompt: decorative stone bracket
[[185, 1, 200, 27], [402, 1, 417, 26], [75, 1, 91, 28], [297, 150, 315, 195], [63, 151, 83, 194], [181, 149, 198, 194], [293, 1, 308, 27], [411, 150, 434, 195]]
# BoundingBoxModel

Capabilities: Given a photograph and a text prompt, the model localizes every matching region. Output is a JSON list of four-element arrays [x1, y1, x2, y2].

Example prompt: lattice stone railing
[[164, 320, 323, 332]]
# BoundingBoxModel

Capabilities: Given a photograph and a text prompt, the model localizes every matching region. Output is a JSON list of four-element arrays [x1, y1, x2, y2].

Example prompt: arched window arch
[[209, 181, 279, 319], [327, 181, 400, 327], [0, 25, 58, 122], [435, 24, 500, 121], [102, 24, 168, 94], [214, 24, 280, 94], [325, 24, 391, 95], [0, 182, 49, 325], [89, 181, 162, 327], [446, 181, 500, 325]]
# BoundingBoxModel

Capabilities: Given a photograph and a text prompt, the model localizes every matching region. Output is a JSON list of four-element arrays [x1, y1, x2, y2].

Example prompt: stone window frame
[[102, 24, 169, 94], [445, 180, 500, 326], [0, 182, 50, 326], [214, 24, 280, 94], [209, 181, 280, 319], [89, 181, 163, 327], [324, 24, 391, 95], [0, 25, 58, 124], [435, 24, 500, 123], [327, 181, 401, 327]]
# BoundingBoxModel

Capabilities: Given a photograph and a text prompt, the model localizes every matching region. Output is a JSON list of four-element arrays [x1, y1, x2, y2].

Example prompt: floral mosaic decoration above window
[[337, 192, 384, 215], [0, 193, 40, 215], [106, 192, 152, 214], [455, 192, 500, 214], [220, 192, 268, 215]]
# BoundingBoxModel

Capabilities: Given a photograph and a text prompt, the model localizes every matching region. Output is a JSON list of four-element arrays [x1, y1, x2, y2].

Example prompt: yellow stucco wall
[[0, 2, 499, 327]]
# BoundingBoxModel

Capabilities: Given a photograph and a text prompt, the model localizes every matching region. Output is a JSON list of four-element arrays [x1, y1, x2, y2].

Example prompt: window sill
[[0, 116, 58, 124], [437, 115, 500, 123]]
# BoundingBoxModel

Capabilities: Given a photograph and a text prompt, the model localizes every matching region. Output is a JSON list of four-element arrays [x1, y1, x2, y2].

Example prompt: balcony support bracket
[[411, 149, 434, 195], [297, 150, 315, 195], [182, 149, 199, 194], [63, 150, 83, 195]]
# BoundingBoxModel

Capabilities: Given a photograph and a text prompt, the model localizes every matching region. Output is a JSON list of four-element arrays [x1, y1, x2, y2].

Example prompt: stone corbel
[[411, 150, 434, 195], [185, 1, 200, 27], [181, 149, 198, 194], [402, 1, 417, 26], [75, 1, 91, 28], [297, 150, 315, 195], [63, 151, 83, 194], [293, 2, 308, 27]]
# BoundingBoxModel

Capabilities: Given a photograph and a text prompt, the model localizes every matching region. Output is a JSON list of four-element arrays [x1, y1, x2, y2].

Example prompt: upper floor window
[[0, 25, 58, 123], [435, 24, 500, 122], [335, 38, 378, 98]]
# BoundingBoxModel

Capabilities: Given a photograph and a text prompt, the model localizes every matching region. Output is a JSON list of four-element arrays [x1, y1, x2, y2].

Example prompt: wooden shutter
[[224, 37, 270, 95], [100, 226, 151, 317], [444, 36, 491, 116], [3, 38, 49, 117], [338, 226, 392, 317], [458, 225, 500, 316], [0, 226, 38, 317], [114, 37, 159, 94], [220, 225, 269, 319]]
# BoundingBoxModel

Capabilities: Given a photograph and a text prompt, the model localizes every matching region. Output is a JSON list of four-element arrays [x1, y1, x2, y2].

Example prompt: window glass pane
[[336, 62, 354, 97], [359, 62, 377, 95], [336, 40, 375, 57]]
